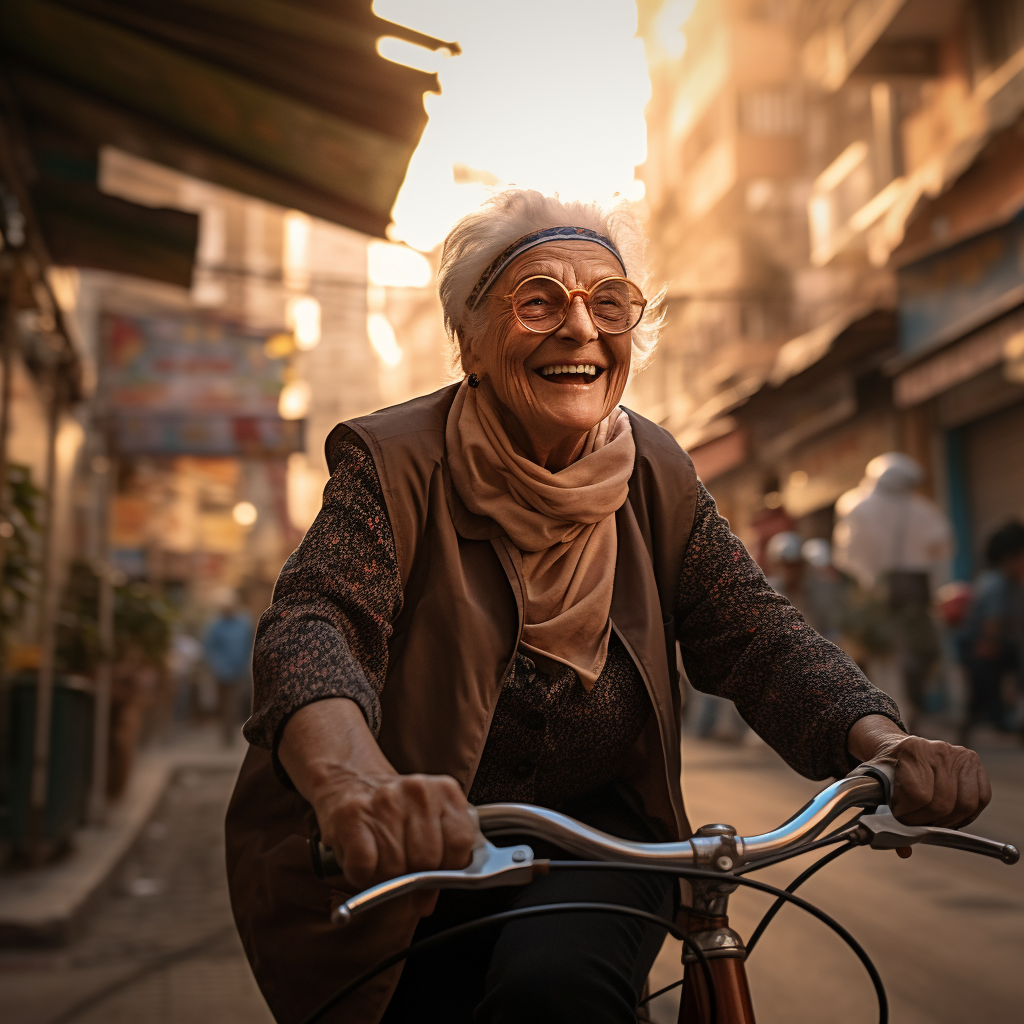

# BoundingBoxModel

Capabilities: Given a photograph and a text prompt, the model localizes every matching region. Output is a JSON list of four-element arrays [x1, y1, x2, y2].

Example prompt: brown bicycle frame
[[676, 910, 756, 1024]]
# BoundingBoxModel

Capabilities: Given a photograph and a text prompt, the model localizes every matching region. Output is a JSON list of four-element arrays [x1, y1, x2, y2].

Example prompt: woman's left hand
[[849, 715, 992, 830]]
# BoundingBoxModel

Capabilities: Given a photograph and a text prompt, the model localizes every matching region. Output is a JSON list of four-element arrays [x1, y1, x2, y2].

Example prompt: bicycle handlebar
[[325, 769, 1019, 926], [477, 771, 887, 866]]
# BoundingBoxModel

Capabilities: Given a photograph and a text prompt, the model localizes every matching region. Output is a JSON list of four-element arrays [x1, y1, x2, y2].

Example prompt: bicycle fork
[[678, 824, 756, 1024]]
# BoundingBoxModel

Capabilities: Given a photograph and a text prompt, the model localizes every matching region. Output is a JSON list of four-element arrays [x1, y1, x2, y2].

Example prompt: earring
[[467, 373, 480, 389]]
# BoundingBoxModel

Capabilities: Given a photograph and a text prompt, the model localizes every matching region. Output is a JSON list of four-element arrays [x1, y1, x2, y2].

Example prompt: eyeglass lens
[[511, 277, 644, 333]]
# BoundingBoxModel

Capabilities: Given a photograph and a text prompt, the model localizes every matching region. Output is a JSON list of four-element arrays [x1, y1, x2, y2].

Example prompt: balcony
[[802, 0, 964, 91], [807, 62, 915, 266]]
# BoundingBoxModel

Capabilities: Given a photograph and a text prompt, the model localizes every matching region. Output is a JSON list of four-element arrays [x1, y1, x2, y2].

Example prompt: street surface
[[647, 736, 1024, 1024], [2, 734, 1022, 1024], [1, 765, 272, 1024]]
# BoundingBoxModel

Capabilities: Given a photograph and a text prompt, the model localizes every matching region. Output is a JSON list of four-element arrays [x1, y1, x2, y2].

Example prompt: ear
[[456, 326, 484, 376]]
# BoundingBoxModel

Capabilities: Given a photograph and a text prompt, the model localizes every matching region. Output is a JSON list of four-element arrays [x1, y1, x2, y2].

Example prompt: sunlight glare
[[368, 241, 433, 288], [286, 295, 322, 350], [377, 36, 450, 75], [654, 0, 696, 59], [232, 501, 258, 527], [278, 379, 312, 420], [367, 314, 404, 366], [374, 0, 651, 252]]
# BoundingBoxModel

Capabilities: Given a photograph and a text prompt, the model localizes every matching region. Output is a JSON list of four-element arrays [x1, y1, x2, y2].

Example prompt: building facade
[[636, 0, 1024, 572]]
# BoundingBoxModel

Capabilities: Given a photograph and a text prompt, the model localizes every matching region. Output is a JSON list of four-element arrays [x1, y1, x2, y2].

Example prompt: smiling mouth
[[535, 363, 603, 384]]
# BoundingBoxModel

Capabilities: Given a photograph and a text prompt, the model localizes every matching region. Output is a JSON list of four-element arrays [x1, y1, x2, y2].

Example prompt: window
[[739, 87, 804, 135]]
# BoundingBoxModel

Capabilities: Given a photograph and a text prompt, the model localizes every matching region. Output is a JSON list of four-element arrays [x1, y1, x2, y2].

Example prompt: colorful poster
[[102, 312, 300, 455]]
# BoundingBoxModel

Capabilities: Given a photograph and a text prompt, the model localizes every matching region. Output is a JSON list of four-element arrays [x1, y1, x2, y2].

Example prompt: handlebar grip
[[848, 762, 894, 806], [309, 831, 343, 880]]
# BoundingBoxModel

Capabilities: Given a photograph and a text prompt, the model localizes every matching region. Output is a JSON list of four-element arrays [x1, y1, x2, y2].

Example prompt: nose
[[557, 294, 598, 345]]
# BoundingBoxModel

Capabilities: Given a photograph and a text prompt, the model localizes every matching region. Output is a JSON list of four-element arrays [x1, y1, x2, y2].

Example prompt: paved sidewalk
[[2, 749, 271, 1024], [0, 726, 244, 946]]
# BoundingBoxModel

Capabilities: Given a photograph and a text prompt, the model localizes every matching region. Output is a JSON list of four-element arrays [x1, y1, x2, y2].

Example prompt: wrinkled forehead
[[497, 240, 626, 292]]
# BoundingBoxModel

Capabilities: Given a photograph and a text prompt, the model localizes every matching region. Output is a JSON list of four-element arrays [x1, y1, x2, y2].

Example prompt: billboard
[[102, 312, 301, 456]]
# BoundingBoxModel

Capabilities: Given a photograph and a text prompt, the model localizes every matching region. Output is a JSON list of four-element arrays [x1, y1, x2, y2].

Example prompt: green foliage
[[1, 463, 42, 634], [114, 580, 172, 666], [54, 561, 101, 676], [55, 561, 173, 676]]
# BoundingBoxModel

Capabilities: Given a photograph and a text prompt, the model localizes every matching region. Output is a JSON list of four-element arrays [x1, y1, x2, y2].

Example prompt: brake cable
[[638, 838, 862, 1008], [304, 863, 887, 1024], [745, 841, 858, 954], [301, 901, 717, 1024]]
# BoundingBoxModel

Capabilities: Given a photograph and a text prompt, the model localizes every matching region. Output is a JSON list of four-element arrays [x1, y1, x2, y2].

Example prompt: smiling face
[[458, 240, 634, 470]]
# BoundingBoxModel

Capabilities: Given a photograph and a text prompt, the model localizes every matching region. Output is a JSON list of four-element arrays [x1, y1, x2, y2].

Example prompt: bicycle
[[306, 764, 1019, 1024]]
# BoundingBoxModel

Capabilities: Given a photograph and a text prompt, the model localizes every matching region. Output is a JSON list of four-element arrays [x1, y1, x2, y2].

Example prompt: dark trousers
[[380, 786, 675, 1024], [964, 655, 1014, 730]]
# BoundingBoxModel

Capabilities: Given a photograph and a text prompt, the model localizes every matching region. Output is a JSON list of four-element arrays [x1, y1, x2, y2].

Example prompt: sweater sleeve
[[243, 437, 402, 771], [674, 482, 903, 780]]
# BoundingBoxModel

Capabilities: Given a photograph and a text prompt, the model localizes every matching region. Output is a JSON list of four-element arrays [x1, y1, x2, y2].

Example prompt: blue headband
[[466, 226, 627, 310]]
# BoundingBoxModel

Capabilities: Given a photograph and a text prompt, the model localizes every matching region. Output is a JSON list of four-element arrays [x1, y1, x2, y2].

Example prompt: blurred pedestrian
[[765, 530, 805, 602], [957, 521, 1024, 744], [203, 592, 254, 746], [801, 538, 854, 644], [832, 453, 952, 731], [168, 628, 204, 726], [765, 533, 853, 645]]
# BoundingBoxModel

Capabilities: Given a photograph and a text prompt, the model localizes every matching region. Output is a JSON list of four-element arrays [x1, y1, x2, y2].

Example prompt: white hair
[[437, 189, 664, 373]]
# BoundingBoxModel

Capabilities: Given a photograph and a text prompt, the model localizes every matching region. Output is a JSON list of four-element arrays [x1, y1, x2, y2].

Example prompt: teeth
[[540, 364, 599, 377]]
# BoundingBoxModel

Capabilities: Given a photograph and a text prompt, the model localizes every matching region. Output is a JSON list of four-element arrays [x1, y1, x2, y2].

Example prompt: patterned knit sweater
[[245, 438, 901, 807]]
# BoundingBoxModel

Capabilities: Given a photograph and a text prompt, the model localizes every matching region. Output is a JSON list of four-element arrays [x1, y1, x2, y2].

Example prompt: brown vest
[[225, 384, 699, 1024]]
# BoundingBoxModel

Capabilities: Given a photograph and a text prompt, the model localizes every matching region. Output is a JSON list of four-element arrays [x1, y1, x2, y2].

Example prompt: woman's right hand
[[278, 697, 480, 914], [313, 771, 480, 895]]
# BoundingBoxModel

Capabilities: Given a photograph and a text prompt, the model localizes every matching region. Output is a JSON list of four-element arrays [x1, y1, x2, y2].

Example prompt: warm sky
[[372, 0, 653, 252]]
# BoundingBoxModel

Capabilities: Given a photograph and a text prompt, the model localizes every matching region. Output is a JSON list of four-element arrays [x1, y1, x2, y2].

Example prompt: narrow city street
[[3, 734, 1021, 1024], [3, 3, 1024, 1024]]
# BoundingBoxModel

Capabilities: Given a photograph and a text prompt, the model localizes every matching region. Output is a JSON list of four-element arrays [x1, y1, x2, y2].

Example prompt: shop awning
[[0, 0, 452, 283]]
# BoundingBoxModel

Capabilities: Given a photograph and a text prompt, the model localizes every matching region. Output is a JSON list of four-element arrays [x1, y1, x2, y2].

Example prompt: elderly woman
[[226, 191, 989, 1024]]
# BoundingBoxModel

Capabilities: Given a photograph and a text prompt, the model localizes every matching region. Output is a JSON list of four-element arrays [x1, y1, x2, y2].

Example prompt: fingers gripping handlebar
[[319, 771, 1018, 926], [841, 761, 1018, 863]]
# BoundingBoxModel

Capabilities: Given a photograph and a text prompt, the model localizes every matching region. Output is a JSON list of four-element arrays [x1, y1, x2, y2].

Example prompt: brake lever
[[330, 839, 538, 926], [856, 806, 1020, 864]]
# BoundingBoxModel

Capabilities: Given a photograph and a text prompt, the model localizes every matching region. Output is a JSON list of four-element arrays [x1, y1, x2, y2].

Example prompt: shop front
[[887, 114, 1024, 579], [894, 305, 1024, 578]]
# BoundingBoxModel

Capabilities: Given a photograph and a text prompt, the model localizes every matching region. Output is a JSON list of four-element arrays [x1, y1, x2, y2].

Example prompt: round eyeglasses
[[497, 275, 647, 335]]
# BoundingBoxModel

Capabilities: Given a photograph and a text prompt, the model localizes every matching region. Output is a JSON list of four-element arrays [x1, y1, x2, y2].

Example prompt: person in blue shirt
[[204, 593, 255, 746], [958, 521, 1024, 743]]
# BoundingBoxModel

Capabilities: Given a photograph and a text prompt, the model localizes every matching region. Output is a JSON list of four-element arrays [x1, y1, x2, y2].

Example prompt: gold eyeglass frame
[[495, 275, 647, 335]]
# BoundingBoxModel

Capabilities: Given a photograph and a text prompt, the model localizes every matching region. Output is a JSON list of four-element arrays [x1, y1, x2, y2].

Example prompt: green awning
[[1, 0, 450, 247]]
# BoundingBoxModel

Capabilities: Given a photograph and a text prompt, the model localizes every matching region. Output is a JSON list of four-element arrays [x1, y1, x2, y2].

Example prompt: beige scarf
[[445, 381, 635, 689]]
